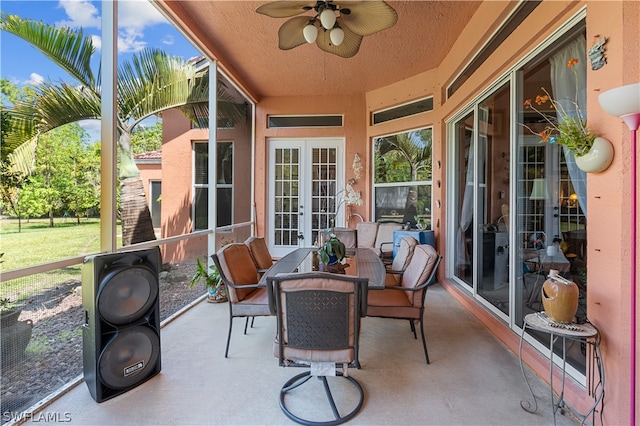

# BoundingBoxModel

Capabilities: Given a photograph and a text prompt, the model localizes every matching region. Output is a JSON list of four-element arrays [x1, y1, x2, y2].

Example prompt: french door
[[268, 139, 344, 257]]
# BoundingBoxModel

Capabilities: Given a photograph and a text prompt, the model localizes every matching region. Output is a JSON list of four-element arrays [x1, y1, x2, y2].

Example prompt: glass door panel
[[311, 147, 338, 245], [476, 83, 511, 315], [272, 147, 301, 250], [452, 112, 475, 288], [515, 33, 588, 375]]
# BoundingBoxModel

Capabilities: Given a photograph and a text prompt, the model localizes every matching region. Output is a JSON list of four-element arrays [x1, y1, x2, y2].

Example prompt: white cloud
[[78, 119, 101, 142], [118, 28, 147, 53], [118, 1, 166, 31], [161, 35, 175, 46], [117, 1, 169, 53], [26, 73, 45, 86], [55, 0, 101, 29], [91, 35, 102, 51], [54, 1, 170, 54]]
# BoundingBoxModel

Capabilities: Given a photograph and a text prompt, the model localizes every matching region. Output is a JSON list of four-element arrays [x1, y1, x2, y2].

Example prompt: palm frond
[[117, 49, 246, 129], [118, 49, 197, 123], [6, 135, 38, 175], [0, 12, 95, 88], [6, 82, 102, 145], [33, 82, 102, 131]]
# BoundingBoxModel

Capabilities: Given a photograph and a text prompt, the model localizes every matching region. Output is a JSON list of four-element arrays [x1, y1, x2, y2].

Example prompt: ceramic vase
[[575, 137, 614, 173], [541, 270, 579, 323]]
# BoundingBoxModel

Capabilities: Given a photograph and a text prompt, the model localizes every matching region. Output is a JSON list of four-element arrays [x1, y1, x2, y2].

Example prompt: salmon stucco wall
[[161, 108, 253, 263], [585, 1, 640, 423], [161, 109, 206, 262], [136, 162, 161, 207]]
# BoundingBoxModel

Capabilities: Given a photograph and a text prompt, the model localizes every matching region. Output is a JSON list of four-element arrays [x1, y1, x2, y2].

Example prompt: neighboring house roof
[[134, 150, 162, 163]]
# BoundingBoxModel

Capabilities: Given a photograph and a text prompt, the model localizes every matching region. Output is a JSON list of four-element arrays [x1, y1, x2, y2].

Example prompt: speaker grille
[[97, 265, 159, 325], [98, 327, 160, 390]]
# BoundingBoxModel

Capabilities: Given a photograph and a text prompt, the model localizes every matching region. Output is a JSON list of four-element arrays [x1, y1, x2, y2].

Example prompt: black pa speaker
[[82, 247, 162, 403]]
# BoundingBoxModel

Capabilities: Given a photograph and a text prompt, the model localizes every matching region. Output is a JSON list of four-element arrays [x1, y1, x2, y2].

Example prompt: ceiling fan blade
[[256, 1, 317, 18], [339, 1, 398, 36], [278, 16, 310, 50], [316, 23, 362, 58]]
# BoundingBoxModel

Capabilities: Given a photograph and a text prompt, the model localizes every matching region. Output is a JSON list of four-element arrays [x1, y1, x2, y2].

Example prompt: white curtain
[[549, 35, 588, 216], [456, 130, 475, 268]]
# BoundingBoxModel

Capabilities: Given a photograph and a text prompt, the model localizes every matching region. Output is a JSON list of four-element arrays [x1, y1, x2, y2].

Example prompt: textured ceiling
[[156, 1, 481, 100]]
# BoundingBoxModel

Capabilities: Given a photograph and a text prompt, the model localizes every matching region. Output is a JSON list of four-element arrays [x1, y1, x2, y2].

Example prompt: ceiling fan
[[256, 1, 398, 58]]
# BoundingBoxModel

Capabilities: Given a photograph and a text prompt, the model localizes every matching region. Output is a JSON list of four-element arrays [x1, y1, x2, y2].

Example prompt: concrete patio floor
[[23, 285, 579, 425]]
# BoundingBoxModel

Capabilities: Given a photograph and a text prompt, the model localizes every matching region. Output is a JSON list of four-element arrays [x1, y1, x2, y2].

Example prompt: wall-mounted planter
[[575, 137, 614, 173]]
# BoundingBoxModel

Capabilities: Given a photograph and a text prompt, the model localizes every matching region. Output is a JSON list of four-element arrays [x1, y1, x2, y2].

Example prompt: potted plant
[[189, 258, 228, 303], [318, 233, 347, 273], [521, 58, 613, 173]]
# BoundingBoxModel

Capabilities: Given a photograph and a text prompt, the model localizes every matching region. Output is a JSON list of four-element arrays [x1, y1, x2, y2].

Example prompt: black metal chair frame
[[267, 272, 368, 426]]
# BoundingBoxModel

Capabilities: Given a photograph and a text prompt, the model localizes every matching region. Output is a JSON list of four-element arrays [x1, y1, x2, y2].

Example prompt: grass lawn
[[0, 218, 121, 271]]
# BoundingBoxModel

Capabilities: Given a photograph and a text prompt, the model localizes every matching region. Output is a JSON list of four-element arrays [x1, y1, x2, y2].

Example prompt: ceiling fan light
[[330, 27, 344, 46], [303, 24, 318, 43], [320, 9, 336, 30]]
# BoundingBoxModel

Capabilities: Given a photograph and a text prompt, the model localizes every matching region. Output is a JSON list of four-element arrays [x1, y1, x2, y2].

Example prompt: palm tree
[[1, 13, 245, 246], [374, 130, 432, 182], [374, 130, 432, 225]]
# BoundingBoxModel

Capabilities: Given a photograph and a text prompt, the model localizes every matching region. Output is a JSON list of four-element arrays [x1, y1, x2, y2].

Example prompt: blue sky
[[1, 0, 201, 140]]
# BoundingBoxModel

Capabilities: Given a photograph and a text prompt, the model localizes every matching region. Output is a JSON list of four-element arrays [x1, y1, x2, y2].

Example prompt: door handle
[[297, 234, 304, 240]]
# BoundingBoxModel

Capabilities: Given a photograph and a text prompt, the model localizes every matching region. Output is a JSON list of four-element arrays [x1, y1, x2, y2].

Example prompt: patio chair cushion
[[375, 223, 402, 249], [332, 227, 357, 248], [231, 287, 271, 316], [245, 236, 274, 270], [355, 222, 403, 257], [216, 243, 260, 303], [356, 222, 378, 249], [401, 244, 439, 306], [366, 286, 416, 318], [389, 236, 418, 272], [368, 244, 440, 315]]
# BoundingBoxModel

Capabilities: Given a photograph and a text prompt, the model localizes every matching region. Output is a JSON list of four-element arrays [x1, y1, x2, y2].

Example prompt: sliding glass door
[[450, 82, 511, 316], [448, 29, 588, 377]]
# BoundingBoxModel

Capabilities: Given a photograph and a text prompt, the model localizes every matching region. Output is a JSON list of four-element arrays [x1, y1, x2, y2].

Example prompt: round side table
[[519, 313, 604, 425]]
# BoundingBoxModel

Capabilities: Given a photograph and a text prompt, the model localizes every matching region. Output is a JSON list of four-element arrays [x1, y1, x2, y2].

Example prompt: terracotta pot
[[575, 137, 614, 173], [541, 273, 579, 323]]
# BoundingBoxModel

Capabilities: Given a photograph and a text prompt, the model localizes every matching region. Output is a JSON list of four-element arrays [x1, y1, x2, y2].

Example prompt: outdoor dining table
[[259, 247, 386, 290]]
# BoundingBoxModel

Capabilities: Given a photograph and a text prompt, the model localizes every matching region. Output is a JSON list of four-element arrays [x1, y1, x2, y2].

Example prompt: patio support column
[[208, 60, 219, 261], [100, 0, 117, 252]]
